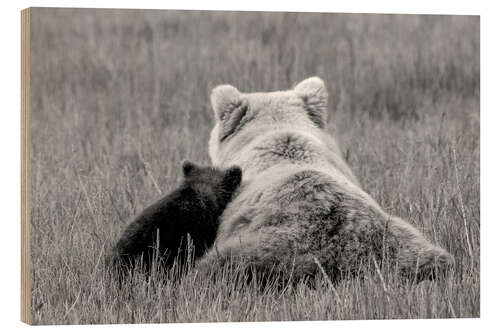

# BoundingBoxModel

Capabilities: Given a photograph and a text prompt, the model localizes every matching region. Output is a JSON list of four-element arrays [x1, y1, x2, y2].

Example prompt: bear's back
[[216, 161, 381, 242]]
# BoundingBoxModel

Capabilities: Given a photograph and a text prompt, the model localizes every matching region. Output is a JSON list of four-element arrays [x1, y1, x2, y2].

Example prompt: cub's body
[[110, 161, 242, 271]]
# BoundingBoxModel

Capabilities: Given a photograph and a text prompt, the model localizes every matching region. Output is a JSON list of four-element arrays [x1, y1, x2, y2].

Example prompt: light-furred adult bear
[[197, 77, 454, 284]]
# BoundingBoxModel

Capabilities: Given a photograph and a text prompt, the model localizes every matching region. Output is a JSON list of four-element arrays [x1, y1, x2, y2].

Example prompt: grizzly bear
[[109, 160, 242, 272], [196, 77, 454, 284]]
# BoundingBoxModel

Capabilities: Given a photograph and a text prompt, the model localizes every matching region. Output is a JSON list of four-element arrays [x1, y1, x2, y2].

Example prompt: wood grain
[[21, 7, 31, 325]]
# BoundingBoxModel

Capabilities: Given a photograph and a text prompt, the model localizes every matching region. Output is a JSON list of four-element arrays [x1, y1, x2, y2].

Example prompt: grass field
[[29, 9, 479, 324]]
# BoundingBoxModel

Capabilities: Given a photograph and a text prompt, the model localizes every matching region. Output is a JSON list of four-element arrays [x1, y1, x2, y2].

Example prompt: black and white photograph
[[20, 6, 480, 326]]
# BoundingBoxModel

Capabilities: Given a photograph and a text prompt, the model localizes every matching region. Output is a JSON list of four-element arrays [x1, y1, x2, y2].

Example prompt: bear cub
[[109, 160, 242, 273]]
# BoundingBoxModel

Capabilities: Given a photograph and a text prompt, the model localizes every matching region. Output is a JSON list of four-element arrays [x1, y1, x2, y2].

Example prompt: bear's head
[[208, 77, 328, 165], [181, 160, 242, 206]]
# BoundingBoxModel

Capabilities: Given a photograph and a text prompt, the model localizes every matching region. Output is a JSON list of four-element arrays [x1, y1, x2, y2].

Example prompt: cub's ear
[[294, 77, 328, 128], [181, 160, 198, 177], [211, 84, 249, 141], [223, 166, 242, 191]]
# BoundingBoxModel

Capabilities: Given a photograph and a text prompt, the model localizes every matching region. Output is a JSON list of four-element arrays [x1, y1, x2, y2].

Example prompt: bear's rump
[[209, 168, 392, 279], [217, 168, 379, 242]]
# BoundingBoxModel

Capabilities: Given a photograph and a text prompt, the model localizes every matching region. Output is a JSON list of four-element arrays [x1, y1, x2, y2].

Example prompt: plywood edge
[[21, 7, 31, 325]]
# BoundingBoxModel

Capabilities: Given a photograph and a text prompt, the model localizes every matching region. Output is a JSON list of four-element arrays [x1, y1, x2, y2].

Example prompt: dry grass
[[29, 8, 479, 324]]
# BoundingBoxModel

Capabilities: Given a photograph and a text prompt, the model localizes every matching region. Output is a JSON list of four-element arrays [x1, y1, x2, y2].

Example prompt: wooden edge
[[21, 7, 31, 325]]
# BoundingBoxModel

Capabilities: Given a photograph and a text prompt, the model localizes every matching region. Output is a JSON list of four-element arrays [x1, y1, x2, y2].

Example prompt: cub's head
[[181, 160, 242, 208], [209, 77, 328, 165]]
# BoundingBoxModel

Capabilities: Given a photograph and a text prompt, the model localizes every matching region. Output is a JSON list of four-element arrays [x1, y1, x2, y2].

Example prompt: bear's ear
[[211, 84, 241, 121], [294, 77, 328, 128], [223, 166, 242, 191], [181, 160, 197, 178], [211, 84, 249, 141]]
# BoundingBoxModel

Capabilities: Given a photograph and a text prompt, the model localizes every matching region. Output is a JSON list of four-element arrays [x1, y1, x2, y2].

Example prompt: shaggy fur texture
[[200, 77, 454, 283], [109, 161, 242, 272]]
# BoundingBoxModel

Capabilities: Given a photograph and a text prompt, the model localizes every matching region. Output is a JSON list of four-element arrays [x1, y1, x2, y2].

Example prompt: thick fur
[[200, 77, 454, 283], [109, 161, 242, 272]]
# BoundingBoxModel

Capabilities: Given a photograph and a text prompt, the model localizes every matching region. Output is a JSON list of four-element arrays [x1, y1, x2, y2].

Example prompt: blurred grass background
[[29, 8, 479, 324]]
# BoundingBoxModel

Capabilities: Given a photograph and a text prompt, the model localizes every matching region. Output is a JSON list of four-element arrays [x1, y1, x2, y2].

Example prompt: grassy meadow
[[29, 9, 479, 324]]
